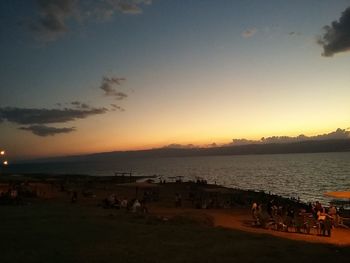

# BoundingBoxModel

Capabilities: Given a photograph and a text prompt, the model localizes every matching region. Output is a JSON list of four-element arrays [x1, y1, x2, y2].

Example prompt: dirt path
[[150, 206, 350, 246]]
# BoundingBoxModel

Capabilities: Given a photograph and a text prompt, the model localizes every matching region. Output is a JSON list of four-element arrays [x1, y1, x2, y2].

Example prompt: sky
[[1, 0, 350, 159]]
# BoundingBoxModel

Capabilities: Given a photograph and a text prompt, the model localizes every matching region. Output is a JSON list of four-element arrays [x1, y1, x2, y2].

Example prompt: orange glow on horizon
[[3, 125, 349, 160]]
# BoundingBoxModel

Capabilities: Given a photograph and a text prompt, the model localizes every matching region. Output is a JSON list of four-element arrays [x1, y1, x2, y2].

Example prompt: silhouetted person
[[71, 191, 78, 203]]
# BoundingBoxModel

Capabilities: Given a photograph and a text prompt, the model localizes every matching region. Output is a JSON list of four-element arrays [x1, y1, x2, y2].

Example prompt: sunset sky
[[1, 0, 350, 159]]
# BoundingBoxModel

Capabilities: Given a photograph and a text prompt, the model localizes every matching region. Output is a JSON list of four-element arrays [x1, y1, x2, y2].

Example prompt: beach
[[1, 174, 350, 262]]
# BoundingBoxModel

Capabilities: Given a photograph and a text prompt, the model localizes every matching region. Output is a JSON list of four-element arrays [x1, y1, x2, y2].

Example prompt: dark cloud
[[71, 101, 90, 109], [110, 104, 125, 112], [100, 76, 128, 100], [19, 125, 75, 137], [27, 0, 152, 42], [117, 2, 142, 14], [0, 106, 108, 125], [108, 0, 152, 14], [29, 0, 78, 42], [318, 7, 350, 57], [0, 106, 108, 137]]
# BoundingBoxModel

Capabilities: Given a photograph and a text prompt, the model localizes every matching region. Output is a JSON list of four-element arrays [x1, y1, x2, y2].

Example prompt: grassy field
[[1, 201, 349, 263]]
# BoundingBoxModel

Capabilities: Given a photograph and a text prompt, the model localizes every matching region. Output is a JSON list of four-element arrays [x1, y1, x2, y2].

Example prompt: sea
[[4, 152, 350, 205]]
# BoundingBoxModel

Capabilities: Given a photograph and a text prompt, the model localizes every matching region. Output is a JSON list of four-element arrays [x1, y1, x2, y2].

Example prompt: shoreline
[[0, 172, 336, 206], [0, 172, 344, 208]]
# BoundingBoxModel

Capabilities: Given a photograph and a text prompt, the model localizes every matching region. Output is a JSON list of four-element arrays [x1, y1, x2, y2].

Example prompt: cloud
[[27, 0, 152, 42], [242, 28, 257, 38], [116, 2, 142, 14], [0, 105, 108, 137], [226, 128, 350, 146], [163, 144, 196, 149], [318, 7, 350, 57], [288, 31, 301, 36], [110, 104, 125, 112], [100, 76, 128, 100], [71, 101, 90, 109], [19, 125, 75, 137], [28, 0, 78, 42], [229, 139, 258, 146], [0, 106, 108, 125], [109, 0, 152, 14]]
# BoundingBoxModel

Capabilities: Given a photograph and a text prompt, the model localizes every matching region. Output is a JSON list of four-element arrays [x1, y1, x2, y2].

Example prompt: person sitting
[[140, 199, 148, 213], [132, 199, 141, 213], [71, 191, 78, 203], [175, 193, 182, 208], [121, 198, 128, 209], [107, 194, 116, 206]]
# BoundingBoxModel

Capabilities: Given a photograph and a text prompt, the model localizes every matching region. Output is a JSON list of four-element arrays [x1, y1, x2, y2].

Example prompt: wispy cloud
[[115, 0, 152, 14], [0, 72, 129, 137], [242, 28, 257, 38], [100, 76, 128, 100], [27, 0, 152, 42], [288, 31, 301, 36], [116, 1, 143, 14], [71, 101, 90, 109], [110, 104, 125, 112], [318, 6, 350, 57], [19, 125, 76, 137], [28, 0, 78, 42]]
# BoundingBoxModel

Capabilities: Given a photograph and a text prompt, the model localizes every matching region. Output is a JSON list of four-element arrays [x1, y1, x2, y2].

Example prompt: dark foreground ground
[[1, 200, 350, 263]]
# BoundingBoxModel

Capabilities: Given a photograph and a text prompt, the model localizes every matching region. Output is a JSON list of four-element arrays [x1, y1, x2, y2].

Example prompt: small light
[[3, 160, 8, 165], [0, 150, 4, 155]]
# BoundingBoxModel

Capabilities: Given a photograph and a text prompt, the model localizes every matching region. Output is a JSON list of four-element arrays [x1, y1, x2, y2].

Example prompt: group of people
[[0, 188, 20, 204], [102, 193, 148, 213], [0, 181, 36, 205], [309, 201, 339, 236], [251, 199, 339, 237]]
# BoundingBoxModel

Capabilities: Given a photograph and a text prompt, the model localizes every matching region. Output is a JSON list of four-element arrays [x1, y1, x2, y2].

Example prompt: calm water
[[6, 152, 350, 204]]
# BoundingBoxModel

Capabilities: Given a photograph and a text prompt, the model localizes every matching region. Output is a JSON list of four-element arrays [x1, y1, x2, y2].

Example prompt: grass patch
[[0, 202, 349, 263]]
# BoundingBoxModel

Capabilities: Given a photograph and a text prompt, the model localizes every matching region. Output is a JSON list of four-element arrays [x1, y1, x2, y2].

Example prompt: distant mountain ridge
[[23, 138, 350, 164]]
